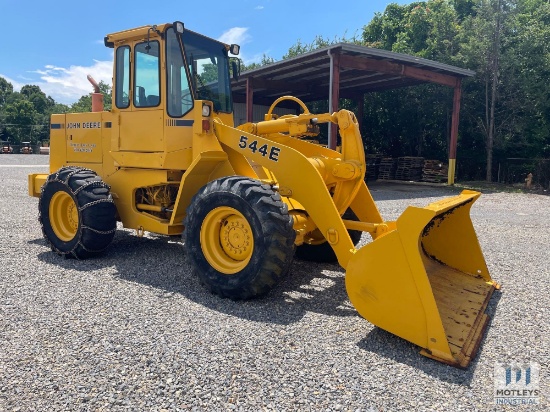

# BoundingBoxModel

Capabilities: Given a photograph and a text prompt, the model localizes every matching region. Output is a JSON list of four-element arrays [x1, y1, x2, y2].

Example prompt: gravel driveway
[[1, 154, 548, 411]]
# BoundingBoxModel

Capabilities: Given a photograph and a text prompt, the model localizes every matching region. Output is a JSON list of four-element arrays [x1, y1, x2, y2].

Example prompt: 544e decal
[[238, 136, 280, 162]]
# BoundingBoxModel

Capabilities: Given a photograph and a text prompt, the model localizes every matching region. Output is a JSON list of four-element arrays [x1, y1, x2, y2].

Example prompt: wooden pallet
[[378, 158, 397, 180], [366, 154, 382, 180], [422, 159, 448, 183], [395, 157, 424, 181]]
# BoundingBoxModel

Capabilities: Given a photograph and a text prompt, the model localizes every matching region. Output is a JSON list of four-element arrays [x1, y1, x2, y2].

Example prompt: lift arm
[[213, 109, 383, 268]]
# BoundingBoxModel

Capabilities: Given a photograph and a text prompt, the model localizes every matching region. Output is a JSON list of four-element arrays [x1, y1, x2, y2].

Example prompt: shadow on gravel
[[32, 226, 504, 380], [356, 290, 503, 386], [28, 238, 47, 246], [33, 229, 358, 326], [368, 182, 462, 201]]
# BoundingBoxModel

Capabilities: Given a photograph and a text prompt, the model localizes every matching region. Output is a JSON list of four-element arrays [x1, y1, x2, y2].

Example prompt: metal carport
[[231, 43, 474, 184]]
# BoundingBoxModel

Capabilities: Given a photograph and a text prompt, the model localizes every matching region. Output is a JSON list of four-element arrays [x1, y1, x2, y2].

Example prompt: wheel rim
[[200, 206, 254, 274], [49, 191, 79, 242]]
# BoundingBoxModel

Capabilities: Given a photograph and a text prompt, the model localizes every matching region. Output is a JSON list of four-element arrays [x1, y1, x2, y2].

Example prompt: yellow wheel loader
[[28, 21, 500, 368]]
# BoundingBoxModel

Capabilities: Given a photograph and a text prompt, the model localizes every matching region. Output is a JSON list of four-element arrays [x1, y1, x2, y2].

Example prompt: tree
[[363, 3, 415, 50], [360, 1, 463, 162], [361, 0, 545, 181], [484, 0, 503, 182], [0, 77, 14, 107], [20, 85, 53, 114], [501, 0, 550, 158], [244, 54, 276, 71], [451, 0, 478, 19], [363, 1, 460, 62], [3, 99, 37, 144], [456, 0, 517, 181], [283, 36, 333, 59]]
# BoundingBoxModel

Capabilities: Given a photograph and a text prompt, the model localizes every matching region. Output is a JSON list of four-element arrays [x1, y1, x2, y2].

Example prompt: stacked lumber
[[395, 157, 424, 181], [422, 160, 448, 183], [377, 158, 398, 180], [366, 154, 382, 180]]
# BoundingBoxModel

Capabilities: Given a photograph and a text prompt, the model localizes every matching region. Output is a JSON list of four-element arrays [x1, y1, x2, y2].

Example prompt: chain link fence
[[0, 144, 44, 154], [499, 158, 550, 190]]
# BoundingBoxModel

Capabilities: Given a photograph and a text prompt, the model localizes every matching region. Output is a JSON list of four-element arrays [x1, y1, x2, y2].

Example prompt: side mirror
[[230, 58, 241, 81]]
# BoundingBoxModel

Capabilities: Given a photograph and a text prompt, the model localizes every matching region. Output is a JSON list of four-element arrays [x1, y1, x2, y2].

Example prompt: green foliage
[[283, 36, 333, 59], [363, 3, 417, 50], [69, 95, 91, 113], [20, 85, 53, 114], [283, 33, 362, 60], [226, 0, 549, 183], [2, 99, 37, 143], [262, 0, 550, 182], [243, 32, 361, 71], [70, 81, 112, 113], [0, 77, 13, 106], [451, 0, 477, 19], [244, 54, 276, 71], [502, 0, 550, 157], [452, 0, 550, 179], [362, 1, 461, 62]]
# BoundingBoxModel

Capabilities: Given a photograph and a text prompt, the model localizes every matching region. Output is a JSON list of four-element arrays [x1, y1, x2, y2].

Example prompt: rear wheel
[[39, 167, 117, 259], [184, 176, 295, 299], [295, 209, 362, 263]]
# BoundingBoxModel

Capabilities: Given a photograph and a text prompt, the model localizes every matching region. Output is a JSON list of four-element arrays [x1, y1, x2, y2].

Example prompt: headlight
[[202, 104, 211, 117]]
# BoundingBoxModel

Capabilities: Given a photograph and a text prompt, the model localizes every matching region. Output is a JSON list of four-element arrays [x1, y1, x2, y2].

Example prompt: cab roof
[[104, 23, 230, 50]]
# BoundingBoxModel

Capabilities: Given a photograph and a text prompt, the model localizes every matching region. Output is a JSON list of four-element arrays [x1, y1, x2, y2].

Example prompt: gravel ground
[[0, 154, 548, 411]]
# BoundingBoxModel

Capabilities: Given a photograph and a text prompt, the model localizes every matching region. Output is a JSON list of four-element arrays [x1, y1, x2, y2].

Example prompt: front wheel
[[39, 167, 117, 259], [184, 176, 295, 300]]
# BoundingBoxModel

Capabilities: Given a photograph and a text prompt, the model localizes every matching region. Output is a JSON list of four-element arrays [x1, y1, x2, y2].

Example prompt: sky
[[0, 0, 408, 105]]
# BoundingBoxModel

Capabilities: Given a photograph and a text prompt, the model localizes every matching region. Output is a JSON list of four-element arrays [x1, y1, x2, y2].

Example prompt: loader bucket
[[346, 190, 499, 368]]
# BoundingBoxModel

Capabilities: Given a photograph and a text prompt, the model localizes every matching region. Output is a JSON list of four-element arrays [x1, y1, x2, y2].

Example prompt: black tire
[[295, 209, 362, 263], [184, 176, 295, 300], [39, 166, 117, 259]]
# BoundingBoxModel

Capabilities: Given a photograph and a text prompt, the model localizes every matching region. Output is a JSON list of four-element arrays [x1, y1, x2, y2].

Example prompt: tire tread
[[184, 176, 295, 299], [39, 167, 116, 259]]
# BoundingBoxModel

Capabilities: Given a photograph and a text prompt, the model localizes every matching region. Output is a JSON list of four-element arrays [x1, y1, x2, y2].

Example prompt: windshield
[[182, 30, 233, 113]]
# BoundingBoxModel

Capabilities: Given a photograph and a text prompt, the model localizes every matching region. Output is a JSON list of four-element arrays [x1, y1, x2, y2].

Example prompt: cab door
[[117, 40, 164, 153]]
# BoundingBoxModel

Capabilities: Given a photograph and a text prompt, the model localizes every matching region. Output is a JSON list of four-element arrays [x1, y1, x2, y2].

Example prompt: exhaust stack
[[87, 75, 103, 112]]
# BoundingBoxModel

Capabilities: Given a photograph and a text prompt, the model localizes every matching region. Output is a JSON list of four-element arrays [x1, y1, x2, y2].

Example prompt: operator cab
[[106, 22, 239, 116]]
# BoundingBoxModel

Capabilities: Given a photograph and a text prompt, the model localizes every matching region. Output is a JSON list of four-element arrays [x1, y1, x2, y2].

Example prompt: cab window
[[183, 31, 232, 113], [134, 41, 160, 107], [115, 46, 130, 109], [166, 28, 193, 117]]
